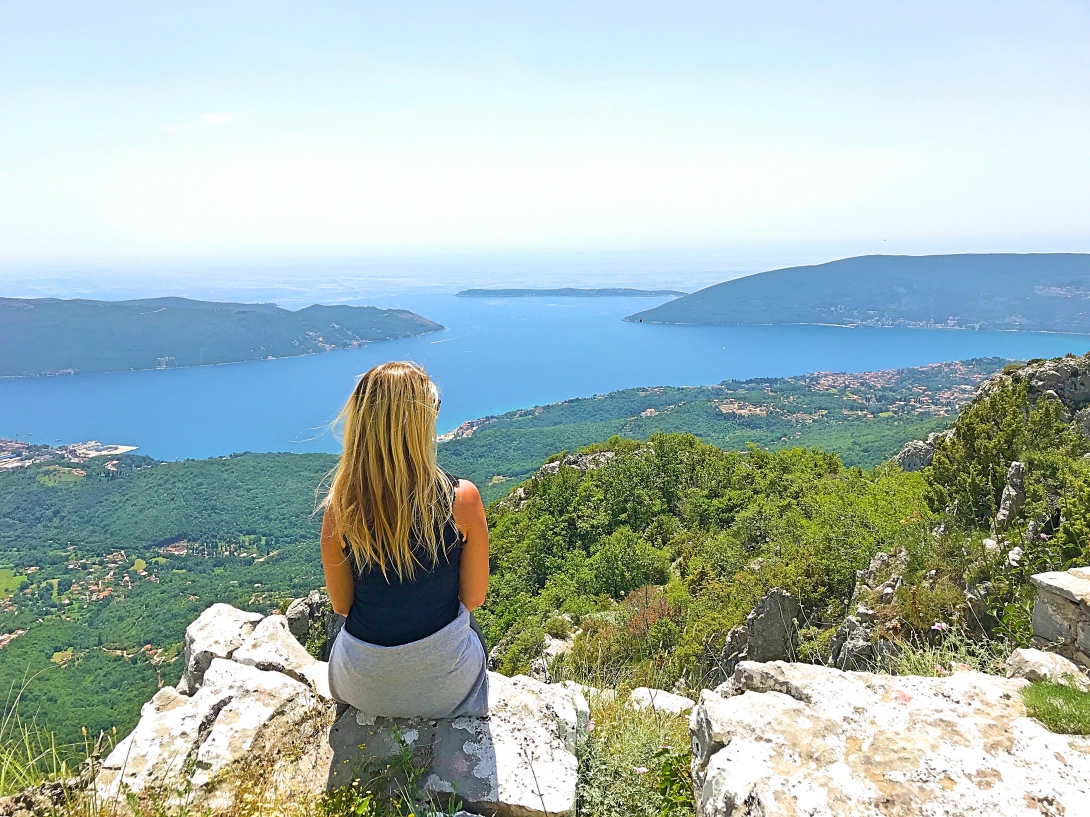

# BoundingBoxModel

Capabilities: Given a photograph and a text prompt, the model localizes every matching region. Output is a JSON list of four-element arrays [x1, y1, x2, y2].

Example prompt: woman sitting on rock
[[321, 361, 490, 718]]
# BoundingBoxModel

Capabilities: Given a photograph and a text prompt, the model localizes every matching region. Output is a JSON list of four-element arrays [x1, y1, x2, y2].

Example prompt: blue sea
[[2, 293, 1089, 460]]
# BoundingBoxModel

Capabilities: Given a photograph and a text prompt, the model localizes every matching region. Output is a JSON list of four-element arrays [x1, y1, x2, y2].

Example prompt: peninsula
[[0, 296, 443, 376], [626, 253, 1090, 333], [456, 287, 686, 298]]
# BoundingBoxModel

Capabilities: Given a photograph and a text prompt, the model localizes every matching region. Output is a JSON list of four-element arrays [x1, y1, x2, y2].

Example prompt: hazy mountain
[[0, 297, 443, 376], [456, 287, 686, 297], [626, 254, 1090, 332]]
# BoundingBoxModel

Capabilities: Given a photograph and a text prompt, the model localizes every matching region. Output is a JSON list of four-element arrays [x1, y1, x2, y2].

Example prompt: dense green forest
[[3, 354, 1086, 758], [478, 354, 1090, 686], [0, 296, 441, 376], [627, 253, 1090, 332]]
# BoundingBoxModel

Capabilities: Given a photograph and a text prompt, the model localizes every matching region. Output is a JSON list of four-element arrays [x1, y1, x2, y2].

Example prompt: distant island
[[625, 253, 1090, 333], [0, 296, 443, 376], [456, 287, 686, 298]]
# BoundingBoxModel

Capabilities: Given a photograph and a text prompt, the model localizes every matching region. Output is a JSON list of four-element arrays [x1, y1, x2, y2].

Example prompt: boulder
[[628, 687, 694, 715], [97, 659, 330, 811], [894, 430, 953, 472], [538, 451, 615, 477], [285, 589, 326, 641], [1006, 647, 1090, 690], [327, 673, 589, 817], [895, 439, 934, 472], [233, 614, 316, 682], [285, 588, 345, 661], [717, 588, 800, 683], [176, 603, 264, 694], [1030, 567, 1090, 668], [691, 660, 1090, 817]]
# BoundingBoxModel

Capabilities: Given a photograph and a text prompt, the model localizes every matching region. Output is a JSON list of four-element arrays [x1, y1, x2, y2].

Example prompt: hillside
[[442, 358, 1005, 502], [0, 296, 442, 376], [626, 253, 1090, 332]]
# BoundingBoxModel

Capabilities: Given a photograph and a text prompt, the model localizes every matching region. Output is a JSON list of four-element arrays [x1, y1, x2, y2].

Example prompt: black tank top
[[342, 494, 464, 647]]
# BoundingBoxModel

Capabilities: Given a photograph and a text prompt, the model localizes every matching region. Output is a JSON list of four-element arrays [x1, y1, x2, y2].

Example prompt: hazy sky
[[2, 1, 1089, 265]]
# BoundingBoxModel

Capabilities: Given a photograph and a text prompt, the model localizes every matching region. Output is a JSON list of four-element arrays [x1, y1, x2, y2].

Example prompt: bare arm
[[453, 480, 489, 611], [320, 508, 355, 617]]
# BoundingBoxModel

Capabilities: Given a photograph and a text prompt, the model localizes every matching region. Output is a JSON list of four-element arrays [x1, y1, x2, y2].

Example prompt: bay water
[[1, 293, 1089, 460]]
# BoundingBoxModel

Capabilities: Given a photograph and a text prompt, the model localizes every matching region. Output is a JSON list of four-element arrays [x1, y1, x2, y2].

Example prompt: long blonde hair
[[326, 361, 454, 580]]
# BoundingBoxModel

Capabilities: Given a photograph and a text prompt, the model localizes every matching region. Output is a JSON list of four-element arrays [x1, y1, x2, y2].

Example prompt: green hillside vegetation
[[477, 355, 1090, 686], [1, 354, 1086, 771], [626, 254, 1090, 333], [0, 296, 442, 376], [443, 358, 1003, 503]]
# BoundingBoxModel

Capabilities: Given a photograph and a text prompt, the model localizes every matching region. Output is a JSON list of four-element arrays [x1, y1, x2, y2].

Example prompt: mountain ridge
[[0, 296, 443, 376], [626, 253, 1090, 333]]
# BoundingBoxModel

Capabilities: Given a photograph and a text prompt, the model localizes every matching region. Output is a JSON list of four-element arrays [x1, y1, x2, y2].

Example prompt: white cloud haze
[[0, 1, 1088, 264]]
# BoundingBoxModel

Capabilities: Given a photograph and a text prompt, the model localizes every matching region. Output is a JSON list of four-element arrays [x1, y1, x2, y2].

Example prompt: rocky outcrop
[[176, 603, 264, 694], [284, 588, 345, 661], [691, 660, 1090, 817], [232, 614, 317, 682], [95, 603, 589, 817], [894, 429, 953, 471], [852, 548, 908, 607], [994, 460, 1027, 531], [328, 673, 589, 817], [827, 615, 897, 671], [1030, 566, 1090, 668], [97, 659, 330, 811], [538, 451, 616, 477], [991, 352, 1090, 416], [1006, 647, 1090, 690], [717, 589, 800, 684]]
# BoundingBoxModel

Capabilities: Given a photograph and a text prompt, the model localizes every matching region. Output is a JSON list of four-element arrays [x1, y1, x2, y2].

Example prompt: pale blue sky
[[1, 1, 1089, 266]]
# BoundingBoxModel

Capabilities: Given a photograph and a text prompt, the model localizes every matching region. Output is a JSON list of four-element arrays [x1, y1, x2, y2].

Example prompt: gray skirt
[[327, 603, 488, 719]]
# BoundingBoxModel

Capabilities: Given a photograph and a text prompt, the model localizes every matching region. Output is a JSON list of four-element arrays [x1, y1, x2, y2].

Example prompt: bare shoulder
[[453, 478, 482, 507]]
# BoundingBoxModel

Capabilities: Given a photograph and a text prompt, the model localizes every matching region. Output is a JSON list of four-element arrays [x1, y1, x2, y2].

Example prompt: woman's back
[[342, 511, 464, 647]]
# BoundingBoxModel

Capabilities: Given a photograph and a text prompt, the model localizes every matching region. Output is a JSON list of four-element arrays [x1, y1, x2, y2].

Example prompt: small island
[[0, 296, 443, 377], [456, 287, 686, 298]]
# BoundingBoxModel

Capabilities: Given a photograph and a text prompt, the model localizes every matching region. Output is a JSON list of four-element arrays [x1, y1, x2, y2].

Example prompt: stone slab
[[327, 672, 587, 817], [692, 661, 1090, 817]]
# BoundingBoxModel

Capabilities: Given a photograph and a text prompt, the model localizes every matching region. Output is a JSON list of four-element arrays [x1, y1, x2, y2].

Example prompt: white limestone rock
[[299, 660, 333, 700], [233, 613, 317, 682], [560, 680, 616, 706], [327, 672, 588, 817], [692, 660, 1090, 817], [1006, 647, 1090, 690], [1030, 567, 1090, 668], [176, 603, 264, 695], [628, 687, 695, 716], [97, 659, 329, 811]]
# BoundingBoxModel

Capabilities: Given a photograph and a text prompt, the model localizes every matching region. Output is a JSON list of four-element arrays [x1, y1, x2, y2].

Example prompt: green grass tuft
[[1023, 681, 1090, 736]]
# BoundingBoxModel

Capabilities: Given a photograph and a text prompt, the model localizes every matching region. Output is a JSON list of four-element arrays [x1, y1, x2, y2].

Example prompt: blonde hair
[[326, 361, 454, 580]]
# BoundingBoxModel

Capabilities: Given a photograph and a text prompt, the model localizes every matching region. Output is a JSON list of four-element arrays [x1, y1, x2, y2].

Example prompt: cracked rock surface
[[691, 661, 1090, 817]]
